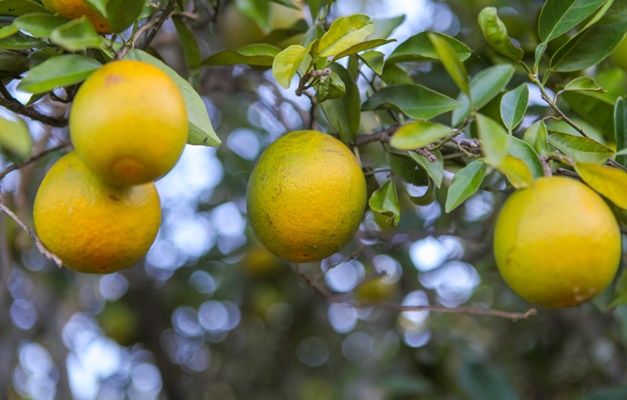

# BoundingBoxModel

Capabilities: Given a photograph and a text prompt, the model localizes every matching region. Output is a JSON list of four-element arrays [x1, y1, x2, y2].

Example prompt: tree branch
[[0, 141, 71, 181], [0, 96, 68, 127], [294, 264, 537, 322], [141, 0, 177, 50], [0, 193, 62, 267]]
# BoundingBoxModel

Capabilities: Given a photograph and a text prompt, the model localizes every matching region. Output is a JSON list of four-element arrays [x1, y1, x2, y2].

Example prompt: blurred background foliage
[[2, 0, 627, 399]]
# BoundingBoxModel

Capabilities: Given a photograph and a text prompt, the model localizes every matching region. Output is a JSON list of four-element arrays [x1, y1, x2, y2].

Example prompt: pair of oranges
[[33, 60, 188, 274]]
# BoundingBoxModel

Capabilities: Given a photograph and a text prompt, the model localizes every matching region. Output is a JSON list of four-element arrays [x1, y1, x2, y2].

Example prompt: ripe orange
[[33, 152, 161, 274], [493, 176, 621, 308], [41, 0, 111, 34], [70, 60, 188, 186], [246, 131, 367, 263]]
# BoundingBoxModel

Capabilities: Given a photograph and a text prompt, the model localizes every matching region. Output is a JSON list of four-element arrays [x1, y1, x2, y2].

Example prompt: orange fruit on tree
[[493, 176, 621, 308], [41, 0, 111, 34], [33, 152, 161, 274], [70, 60, 188, 186], [246, 130, 367, 263]]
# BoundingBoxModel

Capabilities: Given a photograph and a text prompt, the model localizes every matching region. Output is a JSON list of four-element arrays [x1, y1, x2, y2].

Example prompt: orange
[[33, 152, 161, 274], [70, 60, 188, 186], [494, 176, 621, 308], [41, 0, 111, 34], [246, 130, 367, 263]]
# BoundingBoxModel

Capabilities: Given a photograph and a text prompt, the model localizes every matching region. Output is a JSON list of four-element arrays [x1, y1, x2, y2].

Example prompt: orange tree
[[2, 0, 627, 398]]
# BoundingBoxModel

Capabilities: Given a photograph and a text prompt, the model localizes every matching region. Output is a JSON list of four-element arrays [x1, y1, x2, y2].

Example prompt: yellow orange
[[494, 176, 621, 308], [33, 152, 161, 274], [41, 0, 110, 34], [246, 130, 367, 263], [70, 60, 188, 186]]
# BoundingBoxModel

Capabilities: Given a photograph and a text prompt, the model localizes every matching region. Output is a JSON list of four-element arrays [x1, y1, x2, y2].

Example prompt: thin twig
[[415, 148, 436, 162], [294, 263, 537, 321], [355, 125, 396, 146], [141, 0, 177, 50], [348, 300, 537, 322], [0, 194, 62, 267], [0, 141, 71, 181], [0, 97, 68, 127]]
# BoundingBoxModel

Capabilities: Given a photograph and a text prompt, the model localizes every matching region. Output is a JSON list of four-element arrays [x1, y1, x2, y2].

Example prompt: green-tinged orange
[[246, 130, 367, 263], [70, 60, 187, 186], [41, 0, 111, 34], [33, 152, 161, 274], [494, 176, 621, 308]]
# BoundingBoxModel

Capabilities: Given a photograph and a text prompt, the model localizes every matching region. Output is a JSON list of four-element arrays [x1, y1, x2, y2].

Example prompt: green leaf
[[507, 135, 543, 179], [82, 0, 107, 19], [370, 15, 405, 40], [0, 51, 28, 79], [126, 49, 221, 147], [500, 83, 528, 131], [173, 16, 201, 69], [105, 0, 145, 33], [563, 76, 605, 93], [408, 150, 444, 188], [272, 43, 311, 88], [270, 0, 299, 9], [316, 71, 345, 102], [17, 54, 102, 94], [445, 160, 487, 213], [362, 84, 461, 120], [390, 121, 453, 150], [50, 18, 105, 52], [476, 114, 536, 187], [389, 153, 429, 186], [388, 31, 471, 64], [428, 32, 469, 96], [0, 0, 48, 16], [306, 0, 324, 21], [0, 31, 46, 50], [320, 63, 359, 143], [202, 44, 281, 67], [458, 360, 517, 400], [575, 162, 627, 209], [615, 97, 627, 166], [318, 14, 375, 58], [369, 180, 400, 227], [235, 0, 271, 33], [0, 24, 18, 40], [331, 38, 394, 62], [538, 0, 606, 43], [380, 64, 412, 85], [359, 51, 384, 75], [475, 114, 508, 165], [550, 1, 627, 72], [609, 270, 627, 308], [0, 115, 31, 160], [403, 178, 436, 206], [561, 91, 615, 141], [478, 7, 524, 61], [452, 64, 515, 127], [523, 120, 550, 156], [549, 131, 613, 164], [13, 13, 71, 38]]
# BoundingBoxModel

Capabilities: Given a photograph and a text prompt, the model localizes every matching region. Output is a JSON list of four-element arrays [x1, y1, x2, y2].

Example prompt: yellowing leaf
[[497, 155, 533, 189], [318, 14, 375, 58], [575, 162, 627, 209], [272, 44, 310, 88], [390, 121, 452, 150]]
